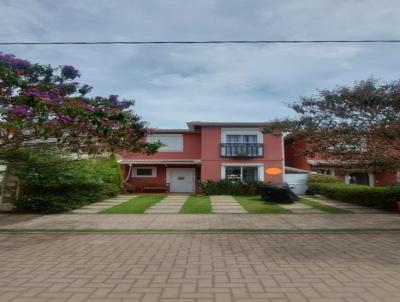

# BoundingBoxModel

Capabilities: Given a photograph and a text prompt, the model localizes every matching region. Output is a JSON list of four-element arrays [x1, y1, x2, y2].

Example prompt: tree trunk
[[0, 166, 19, 211]]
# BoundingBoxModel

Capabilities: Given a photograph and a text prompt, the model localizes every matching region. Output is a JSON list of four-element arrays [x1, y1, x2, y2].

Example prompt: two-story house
[[118, 121, 285, 193]]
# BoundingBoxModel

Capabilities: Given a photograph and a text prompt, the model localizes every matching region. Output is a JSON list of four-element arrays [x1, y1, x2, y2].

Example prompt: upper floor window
[[226, 134, 258, 143], [147, 134, 183, 152], [221, 129, 263, 157], [221, 128, 263, 144]]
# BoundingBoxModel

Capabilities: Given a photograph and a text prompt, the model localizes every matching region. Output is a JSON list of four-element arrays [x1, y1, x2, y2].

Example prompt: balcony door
[[224, 134, 260, 157]]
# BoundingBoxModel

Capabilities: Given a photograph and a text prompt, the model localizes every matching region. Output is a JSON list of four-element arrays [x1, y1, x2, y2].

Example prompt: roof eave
[[187, 121, 272, 130]]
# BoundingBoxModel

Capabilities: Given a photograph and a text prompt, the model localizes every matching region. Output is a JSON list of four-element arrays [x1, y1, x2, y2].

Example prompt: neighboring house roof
[[307, 159, 342, 166], [307, 159, 369, 166]]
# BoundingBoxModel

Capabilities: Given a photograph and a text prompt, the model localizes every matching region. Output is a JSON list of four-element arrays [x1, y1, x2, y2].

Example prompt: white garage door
[[285, 173, 308, 195]]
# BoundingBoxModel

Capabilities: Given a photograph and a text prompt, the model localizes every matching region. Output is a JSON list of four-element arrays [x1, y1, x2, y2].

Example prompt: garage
[[285, 167, 312, 195]]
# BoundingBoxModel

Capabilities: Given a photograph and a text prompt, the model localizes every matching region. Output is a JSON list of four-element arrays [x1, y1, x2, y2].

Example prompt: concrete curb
[[1, 228, 400, 234]]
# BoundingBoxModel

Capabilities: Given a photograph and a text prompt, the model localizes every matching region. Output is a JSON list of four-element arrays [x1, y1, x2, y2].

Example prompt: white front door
[[167, 168, 195, 193]]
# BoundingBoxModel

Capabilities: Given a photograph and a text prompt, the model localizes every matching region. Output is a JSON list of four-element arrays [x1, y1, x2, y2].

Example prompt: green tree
[[265, 78, 400, 171], [0, 53, 159, 208], [0, 53, 158, 154]]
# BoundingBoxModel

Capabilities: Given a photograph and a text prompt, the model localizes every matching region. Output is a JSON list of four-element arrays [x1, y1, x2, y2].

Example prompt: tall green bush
[[309, 182, 400, 211], [307, 173, 337, 184], [199, 179, 262, 196], [11, 148, 122, 213]]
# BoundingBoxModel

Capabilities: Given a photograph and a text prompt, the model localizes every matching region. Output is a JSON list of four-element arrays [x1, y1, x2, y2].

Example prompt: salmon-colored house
[[285, 137, 400, 187], [119, 122, 284, 193]]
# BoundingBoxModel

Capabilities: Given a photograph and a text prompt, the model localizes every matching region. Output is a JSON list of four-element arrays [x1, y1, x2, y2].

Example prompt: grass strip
[[180, 195, 212, 214], [235, 196, 291, 214], [100, 195, 165, 214], [299, 198, 352, 214]]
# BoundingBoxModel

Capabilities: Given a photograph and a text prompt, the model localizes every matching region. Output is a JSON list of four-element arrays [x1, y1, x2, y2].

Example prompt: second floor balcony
[[220, 143, 264, 158]]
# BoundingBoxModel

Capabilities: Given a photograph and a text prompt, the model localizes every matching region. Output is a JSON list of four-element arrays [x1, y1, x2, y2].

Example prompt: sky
[[1, 0, 400, 128]]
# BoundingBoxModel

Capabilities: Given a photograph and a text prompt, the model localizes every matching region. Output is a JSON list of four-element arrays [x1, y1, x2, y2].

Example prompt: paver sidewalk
[[280, 202, 324, 213], [145, 195, 188, 213], [71, 195, 135, 214], [303, 196, 383, 213], [0, 213, 399, 230], [210, 195, 247, 213]]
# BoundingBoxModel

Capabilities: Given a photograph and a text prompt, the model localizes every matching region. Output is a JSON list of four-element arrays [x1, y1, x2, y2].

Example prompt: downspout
[[122, 164, 133, 183]]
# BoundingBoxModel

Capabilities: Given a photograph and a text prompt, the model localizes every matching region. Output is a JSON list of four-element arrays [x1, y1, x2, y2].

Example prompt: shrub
[[123, 182, 135, 193], [309, 182, 400, 211], [199, 179, 263, 196], [12, 149, 122, 213], [307, 173, 337, 184]]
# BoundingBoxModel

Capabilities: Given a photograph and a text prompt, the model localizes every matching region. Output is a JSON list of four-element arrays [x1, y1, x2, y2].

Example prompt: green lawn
[[180, 195, 212, 214], [100, 195, 165, 214], [299, 198, 352, 214], [234, 196, 291, 214]]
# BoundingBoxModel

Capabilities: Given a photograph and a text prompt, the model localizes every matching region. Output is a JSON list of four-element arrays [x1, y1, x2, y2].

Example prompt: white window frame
[[221, 163, 264, 181], [368, 173, 375, 187], [147, 134, 183, 152], [132, 167, 157, 178], [221, 128, 263, 144]]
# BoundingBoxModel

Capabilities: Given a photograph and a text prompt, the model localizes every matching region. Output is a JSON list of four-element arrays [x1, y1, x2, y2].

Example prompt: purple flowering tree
[[0, 53, 160, 207], [0, 53, 158, 155]]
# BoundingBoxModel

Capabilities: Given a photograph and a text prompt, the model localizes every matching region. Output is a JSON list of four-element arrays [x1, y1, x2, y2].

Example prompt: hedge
[[12, 149, 122, 213], [308, 182, 400, 211], [199, 179, 263, 196], [307, 173, 337, 184]]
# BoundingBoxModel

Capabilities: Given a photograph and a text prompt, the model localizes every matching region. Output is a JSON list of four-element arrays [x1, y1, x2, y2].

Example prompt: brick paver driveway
[[1, 232, 399, 302]]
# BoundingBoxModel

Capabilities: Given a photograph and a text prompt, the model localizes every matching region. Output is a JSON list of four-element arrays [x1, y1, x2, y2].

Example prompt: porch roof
[[307, 159, 367, 166], [118, 159, 201, 165], [285, 166, 314, 174]]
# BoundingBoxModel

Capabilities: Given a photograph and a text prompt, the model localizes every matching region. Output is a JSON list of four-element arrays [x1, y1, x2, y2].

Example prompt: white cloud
[[1, 0, 400, 127]]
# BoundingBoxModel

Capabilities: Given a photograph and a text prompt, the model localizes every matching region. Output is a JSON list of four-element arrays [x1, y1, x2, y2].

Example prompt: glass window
[[225, 166, 242, 181], [224, 166, 259, 181], [224, 135, 260, 156], [243, 135, 257, 143], [226, 135, 241, 143], [226, 135, 257, 143], [147, 134, 183, 151], [136, 168, 153, 176], [133, 167, 156, 177], [242, 166, 258, 181]]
